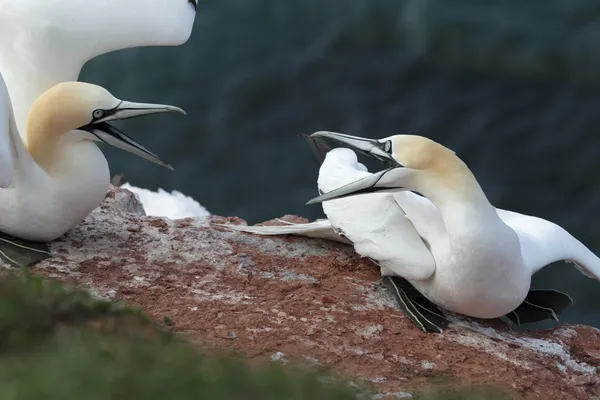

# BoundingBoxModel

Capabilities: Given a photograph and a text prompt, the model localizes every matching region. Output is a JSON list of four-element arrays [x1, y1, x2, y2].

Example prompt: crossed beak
[[305, 131, 407, 204]]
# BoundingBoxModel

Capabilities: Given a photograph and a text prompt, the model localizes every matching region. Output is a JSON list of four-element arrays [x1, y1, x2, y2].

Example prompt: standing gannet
[[220, 132, 598, 333], [0, 74, 184, 267], [0, 0, 197, 143]]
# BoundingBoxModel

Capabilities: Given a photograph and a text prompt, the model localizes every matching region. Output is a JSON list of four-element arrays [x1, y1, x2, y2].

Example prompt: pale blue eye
[[384, 141, 392, 153], [92, 109, 104, 119]]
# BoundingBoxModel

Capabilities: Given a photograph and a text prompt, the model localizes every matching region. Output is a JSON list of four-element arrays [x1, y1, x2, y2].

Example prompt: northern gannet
[[0, 0, 198, 220], [0, 74, 184, 267], [0, 0, 197, 144], [220, 132, 599, 333]]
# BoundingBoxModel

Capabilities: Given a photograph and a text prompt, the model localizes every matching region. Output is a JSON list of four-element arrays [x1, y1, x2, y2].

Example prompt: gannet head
[[0, 0, 196, 58], [305, 131, 471, 205], [26, 81, 186, 170]]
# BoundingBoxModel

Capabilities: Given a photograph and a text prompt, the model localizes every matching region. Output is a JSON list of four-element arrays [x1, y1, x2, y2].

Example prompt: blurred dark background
[[81, 0, 600, 329]]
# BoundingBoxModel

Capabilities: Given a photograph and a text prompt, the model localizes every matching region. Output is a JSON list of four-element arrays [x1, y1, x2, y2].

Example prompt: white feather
[[121, 183, 209, 219]]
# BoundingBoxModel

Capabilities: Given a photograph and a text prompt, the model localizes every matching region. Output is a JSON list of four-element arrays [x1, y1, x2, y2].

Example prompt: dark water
[[81, 0, 600, 328]]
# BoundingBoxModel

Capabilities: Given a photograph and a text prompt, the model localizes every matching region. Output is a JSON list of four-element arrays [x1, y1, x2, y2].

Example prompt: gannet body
[[0, 0, 197, 144], [221, 132, 598, 332], [0, 74, 184, 266]]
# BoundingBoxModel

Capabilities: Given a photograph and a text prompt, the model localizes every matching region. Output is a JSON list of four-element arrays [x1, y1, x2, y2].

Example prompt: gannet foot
[[0, 234, 52, 268], [505, 289, 573, 325], [382, 276, 449, 334]]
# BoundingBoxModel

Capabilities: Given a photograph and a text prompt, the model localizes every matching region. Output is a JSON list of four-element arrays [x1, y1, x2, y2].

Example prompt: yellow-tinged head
[[382, 134, 457, 171], [27, 82, 118, 146], [24, 81, 186, 171]]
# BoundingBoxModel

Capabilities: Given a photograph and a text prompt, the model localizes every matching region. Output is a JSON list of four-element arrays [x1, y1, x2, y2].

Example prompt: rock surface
[[18, 186, 600, 399]]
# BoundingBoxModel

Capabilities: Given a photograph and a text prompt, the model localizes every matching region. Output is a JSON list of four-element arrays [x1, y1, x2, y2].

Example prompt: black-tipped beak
[[80, 122, 173, 170]]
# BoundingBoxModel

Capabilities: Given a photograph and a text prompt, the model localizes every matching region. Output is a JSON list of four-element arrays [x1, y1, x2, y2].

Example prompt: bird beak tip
[[166, 105, 186, 116]]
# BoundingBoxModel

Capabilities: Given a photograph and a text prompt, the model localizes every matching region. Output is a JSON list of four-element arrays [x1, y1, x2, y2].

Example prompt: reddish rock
[[20, 186, 600, 399]]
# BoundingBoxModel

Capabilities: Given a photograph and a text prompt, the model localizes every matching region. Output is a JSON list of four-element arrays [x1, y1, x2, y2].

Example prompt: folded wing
[[317, 148, 436, 281]]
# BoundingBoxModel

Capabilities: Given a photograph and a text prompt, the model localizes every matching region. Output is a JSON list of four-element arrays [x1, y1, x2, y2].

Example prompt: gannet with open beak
[[0, 74, 183, 267], [0, 0, 197, 218], [220, 132, 600, 333], [0, 0, 197, 144]]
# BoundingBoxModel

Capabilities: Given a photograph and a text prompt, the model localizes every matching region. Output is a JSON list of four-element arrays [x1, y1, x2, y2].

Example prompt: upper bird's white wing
[[0, 74, 15, 188], [317, 148, 436, 280], [497, 209, 600, 280]]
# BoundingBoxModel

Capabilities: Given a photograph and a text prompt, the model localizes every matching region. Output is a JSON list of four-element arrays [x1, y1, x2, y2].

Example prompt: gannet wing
[[213, 219, 352, 244], [318, 148, 436, 280], [0, 75, 15, 188], [392, 191, 446, 249], [497, 209, 600, 280], [330, 193, 436, 280]]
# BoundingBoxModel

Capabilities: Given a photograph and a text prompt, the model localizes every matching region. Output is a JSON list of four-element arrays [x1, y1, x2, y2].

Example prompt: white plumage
[[121, 183, 209, 219], [220, 132, 600, 325]]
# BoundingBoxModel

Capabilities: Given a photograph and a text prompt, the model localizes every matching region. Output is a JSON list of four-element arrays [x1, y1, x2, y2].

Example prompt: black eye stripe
[[91, 101, 122, 122]]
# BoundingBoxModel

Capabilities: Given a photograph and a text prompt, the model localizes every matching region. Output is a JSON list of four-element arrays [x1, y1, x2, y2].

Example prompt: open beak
[[306, 131, 407, 205], [300, 133, 332, 164], [79, 101, 185, 169], [81, 123, 173, 170]]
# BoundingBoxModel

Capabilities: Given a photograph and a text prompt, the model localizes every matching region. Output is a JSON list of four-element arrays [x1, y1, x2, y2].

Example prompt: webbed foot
[[505, 289, 573, 325], [383, 276, 449, 334], [0, 233, 52, 268]]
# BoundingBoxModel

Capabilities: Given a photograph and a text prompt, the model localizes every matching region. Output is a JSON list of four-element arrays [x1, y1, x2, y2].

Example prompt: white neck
[[31, 140, 110, 219], [414, 174, 500, 237]]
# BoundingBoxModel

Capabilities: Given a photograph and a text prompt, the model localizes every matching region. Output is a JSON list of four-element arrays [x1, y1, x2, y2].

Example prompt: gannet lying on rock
[[0, 75, 184, 267], [218, 132, 599, 333]]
